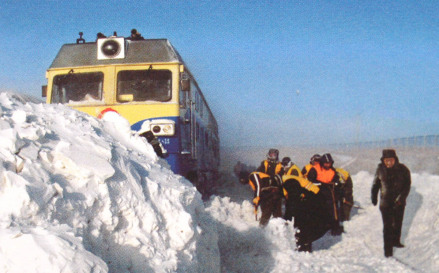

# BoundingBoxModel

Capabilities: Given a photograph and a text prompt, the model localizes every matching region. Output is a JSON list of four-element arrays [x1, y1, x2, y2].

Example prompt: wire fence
[[335, 135, 439, 148]]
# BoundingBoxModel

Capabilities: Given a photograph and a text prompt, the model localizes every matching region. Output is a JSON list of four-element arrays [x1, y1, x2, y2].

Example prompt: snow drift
[[0, 92, 220, 273]]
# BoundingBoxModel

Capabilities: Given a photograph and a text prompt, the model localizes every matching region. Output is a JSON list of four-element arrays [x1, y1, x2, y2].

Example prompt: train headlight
[[140, 119, 175, 136], [97, 37, 125, 60], [152, 125, 161, 133], [161, 124, 174, 134]]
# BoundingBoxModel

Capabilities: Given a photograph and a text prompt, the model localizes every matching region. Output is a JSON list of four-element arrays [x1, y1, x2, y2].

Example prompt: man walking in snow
[[371, 149, 411, 257]]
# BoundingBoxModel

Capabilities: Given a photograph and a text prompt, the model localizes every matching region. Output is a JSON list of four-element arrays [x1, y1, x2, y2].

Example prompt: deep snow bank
[[0, 92, 220, 273]]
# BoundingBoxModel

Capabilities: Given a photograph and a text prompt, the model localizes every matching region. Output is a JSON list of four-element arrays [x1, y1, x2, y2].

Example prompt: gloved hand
[[253, 196, 260, 206], [372, 196, 377, 206]]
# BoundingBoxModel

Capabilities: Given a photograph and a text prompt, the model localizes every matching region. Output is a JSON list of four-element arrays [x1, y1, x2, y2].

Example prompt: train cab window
[[117, 69, 172, 102], [51, 72, 103, 104]]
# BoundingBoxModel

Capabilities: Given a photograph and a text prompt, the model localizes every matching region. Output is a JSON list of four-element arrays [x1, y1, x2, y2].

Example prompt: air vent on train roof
[[97, 37, 125, 60]]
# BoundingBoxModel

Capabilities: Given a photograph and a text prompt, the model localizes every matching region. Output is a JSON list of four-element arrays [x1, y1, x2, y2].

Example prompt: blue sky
[[1, 0, 439, 147]]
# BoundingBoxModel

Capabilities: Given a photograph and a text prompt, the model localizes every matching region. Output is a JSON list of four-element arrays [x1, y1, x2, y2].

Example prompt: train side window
[[52, 72, 103, 104], [117, 69, 172, 102]]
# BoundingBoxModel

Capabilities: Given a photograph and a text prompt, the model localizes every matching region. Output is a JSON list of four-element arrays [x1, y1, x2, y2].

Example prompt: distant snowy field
[[0, 92, 437, 273]]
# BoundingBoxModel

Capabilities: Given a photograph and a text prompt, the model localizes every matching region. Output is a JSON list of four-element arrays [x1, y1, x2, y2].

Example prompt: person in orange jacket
[[307, 153, 344, 235]]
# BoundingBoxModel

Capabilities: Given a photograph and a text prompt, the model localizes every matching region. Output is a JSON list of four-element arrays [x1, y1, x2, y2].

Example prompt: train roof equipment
[[49, 32, 184, 69]]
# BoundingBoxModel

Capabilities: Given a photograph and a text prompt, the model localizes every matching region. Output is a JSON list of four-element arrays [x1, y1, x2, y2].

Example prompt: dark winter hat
[[310, 154, 321, 164], [381, 149, 397, 159], [281, 157, 291, 166], [320, 153, 334, 164], [267, 149, 279, 161]]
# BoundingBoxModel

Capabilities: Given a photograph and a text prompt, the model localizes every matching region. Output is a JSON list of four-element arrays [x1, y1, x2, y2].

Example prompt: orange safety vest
[[315, 165, 336, 184], [303, 162, 319, 178]]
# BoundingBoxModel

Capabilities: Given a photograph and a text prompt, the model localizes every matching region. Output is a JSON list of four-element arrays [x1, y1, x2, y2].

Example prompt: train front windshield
[[51, 72, 103, 104], [117, 69, 172, 102]]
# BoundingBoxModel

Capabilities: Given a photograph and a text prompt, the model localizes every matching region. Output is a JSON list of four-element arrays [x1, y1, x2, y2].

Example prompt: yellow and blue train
[[43, 30, 220, 196]]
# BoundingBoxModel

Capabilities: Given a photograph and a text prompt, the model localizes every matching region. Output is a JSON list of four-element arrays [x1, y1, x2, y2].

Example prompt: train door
[[179, 72, 198, 183], [179, 72, 192, 156]]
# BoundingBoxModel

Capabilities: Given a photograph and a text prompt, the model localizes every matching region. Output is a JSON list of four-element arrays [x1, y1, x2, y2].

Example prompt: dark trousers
[[284, 197, 297, 221], [380, 205, 405, 256], [294, 193, 332, 251], [259, 191, 282, 226], [341, 203, 352, 221], [319, 184, 341, 229]]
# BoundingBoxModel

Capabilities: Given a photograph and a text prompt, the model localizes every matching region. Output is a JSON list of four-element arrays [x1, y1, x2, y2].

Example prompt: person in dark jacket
[[302, 154, 321, 178], [255, 149, 284, 219], [281, 157, 303, 222], [248, 172, 283, 227], [256, 149, 284, 177], [371, 149, 411, 257], [282, 174, 330, 252], [307, 153, 343, 235], [336, 167, 354, 221], [281, 157, 302, 176]]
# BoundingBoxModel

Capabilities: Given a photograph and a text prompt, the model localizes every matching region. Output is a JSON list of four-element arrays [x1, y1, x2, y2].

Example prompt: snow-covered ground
[[0, 92, 438, 272]]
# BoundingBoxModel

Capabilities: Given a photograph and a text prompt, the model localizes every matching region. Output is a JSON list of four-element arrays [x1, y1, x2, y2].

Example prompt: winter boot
[[393, 241, 405, 248], [331, 224, 344, 236], [384, 247, 393, 257], [297, 243, 312, 252]]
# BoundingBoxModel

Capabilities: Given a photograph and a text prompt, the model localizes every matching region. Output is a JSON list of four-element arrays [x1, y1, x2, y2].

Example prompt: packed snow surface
[[0, 92, 438, 272]]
